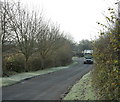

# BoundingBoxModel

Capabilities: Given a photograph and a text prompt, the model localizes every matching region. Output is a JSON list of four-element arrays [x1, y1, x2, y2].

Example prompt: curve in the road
[[2, 58, 93, 100]]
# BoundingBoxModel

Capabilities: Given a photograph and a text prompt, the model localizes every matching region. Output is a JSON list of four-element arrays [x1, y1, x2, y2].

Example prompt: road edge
[[61, 70, 97, 100]]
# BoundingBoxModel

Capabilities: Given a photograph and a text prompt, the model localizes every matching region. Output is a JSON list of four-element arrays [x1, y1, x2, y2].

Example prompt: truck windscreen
[[84, 53, 93, 59]]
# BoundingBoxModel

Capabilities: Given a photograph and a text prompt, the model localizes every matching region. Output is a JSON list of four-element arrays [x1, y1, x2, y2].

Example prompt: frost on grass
[[0, 62, 77, 87], [64, 72, 97, 100]]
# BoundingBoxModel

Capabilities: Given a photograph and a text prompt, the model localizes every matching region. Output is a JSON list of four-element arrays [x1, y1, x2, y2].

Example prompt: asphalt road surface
[[2, 58, 93, 100]]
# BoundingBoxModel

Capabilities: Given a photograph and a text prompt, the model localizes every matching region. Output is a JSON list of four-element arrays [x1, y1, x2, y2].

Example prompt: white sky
[[14, 0, 118, 42]]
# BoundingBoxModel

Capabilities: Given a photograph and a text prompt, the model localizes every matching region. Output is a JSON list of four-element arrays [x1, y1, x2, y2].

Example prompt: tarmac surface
[[2, 58, 93, 100]]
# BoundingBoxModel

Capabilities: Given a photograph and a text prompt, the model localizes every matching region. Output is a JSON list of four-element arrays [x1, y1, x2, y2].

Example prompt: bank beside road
[[63, 71, 97, 100]]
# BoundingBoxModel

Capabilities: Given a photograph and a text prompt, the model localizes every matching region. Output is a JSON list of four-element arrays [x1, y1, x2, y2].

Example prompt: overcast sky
[[14, 0, 118, 42]]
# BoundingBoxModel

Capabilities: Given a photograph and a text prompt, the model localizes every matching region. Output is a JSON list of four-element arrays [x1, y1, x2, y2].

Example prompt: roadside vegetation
[[1, 61, 77, 87], [0, 0, 74, 77], [64, 71, 97, 100], [1, 0, 119, 100], [92, 6, 120, 100], [64, 2, 119, 101]]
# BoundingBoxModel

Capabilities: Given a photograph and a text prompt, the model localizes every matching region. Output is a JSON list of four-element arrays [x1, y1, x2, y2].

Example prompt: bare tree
[[36, 23, 64, 69], [0, 1, 16, 52], [0, 0, 74, 72], [1, 1, 43, 71]]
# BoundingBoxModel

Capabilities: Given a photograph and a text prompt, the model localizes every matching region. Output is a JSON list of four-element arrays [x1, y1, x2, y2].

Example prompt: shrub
[[44, 57, 55, 68], [92, 20, 119, 100], [3, 53, 25, 73], [28, 55, 42, 71], [55, 43, 73, 66], [92, 34, 119, 100]]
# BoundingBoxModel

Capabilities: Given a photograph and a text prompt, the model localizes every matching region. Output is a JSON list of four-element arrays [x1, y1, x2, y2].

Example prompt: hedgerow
[[92, 8, 120, 100]]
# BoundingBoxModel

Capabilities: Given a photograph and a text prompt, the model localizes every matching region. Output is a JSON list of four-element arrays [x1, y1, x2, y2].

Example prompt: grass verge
[[0, 61, 78, 87], [63, 71, 97, 100]]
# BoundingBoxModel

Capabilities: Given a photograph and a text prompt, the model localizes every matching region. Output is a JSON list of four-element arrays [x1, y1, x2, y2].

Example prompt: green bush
[[4, 53, 25, 73], [44, 57, 55, 68], [92, 21, 119, 100], [92, 35, 119, 100], [28, 55, 42, 71], [54, 43, 73, 66], [28, 54, 56, 71]]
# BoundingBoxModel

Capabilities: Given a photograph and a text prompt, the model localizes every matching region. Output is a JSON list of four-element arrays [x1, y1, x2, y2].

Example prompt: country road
[[2, 58, 93, 100]]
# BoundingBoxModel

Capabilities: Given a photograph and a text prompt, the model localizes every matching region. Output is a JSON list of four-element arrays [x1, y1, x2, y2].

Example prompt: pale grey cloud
[[12, 0, 118, 42]]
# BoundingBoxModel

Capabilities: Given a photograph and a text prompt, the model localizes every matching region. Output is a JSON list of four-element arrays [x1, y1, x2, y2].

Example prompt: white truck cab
[[83, 50, 93, 64]]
